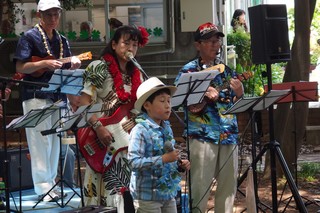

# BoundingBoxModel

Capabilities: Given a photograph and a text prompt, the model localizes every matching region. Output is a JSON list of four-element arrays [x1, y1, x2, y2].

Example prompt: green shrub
[[298, 162, 320, 180], [227, 30, 285, 97]]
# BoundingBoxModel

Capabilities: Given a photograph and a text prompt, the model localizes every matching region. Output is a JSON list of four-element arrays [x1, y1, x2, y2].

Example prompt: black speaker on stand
[[244, 4, 308, 213], [249, 4, 291, 64]]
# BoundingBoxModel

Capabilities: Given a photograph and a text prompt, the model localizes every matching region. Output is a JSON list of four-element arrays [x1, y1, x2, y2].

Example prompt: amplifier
[[0, 148, 33, 191]]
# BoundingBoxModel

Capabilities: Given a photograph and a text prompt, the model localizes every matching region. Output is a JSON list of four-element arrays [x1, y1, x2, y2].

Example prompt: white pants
[[189, 139, 238, 213], [23, 98, 61, 195]]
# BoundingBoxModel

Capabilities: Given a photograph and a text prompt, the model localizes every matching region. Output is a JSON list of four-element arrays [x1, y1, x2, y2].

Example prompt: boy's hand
[[162, 149, 180, 163], [179, 159, 190, 171]]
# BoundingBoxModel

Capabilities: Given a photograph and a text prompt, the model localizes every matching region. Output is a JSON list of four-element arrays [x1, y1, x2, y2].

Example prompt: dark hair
[[109, 18, 123, 29], [141, 88, 171, 113], [100, 25, 143, 74], [231, 9, 248, 32]]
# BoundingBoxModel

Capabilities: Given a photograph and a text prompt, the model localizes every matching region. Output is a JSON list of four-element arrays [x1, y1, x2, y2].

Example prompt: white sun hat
[[134, 77, 177, 112]]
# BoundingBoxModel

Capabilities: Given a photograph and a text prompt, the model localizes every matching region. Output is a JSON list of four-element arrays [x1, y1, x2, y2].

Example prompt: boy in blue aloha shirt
[[128, 77, 190, 213]]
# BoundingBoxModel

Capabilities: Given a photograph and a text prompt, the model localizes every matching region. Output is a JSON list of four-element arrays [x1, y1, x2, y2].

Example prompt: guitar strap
[[99, 102, 134, 126]]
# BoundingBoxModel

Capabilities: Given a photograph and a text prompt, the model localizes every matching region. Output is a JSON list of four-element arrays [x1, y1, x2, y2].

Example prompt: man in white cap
[[14, 0, 81, 202]]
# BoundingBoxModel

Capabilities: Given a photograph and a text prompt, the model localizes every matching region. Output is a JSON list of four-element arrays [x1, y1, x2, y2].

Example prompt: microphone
[[125, 52, 142, 70], [164, 141, 185, 172], [163, 141, 182, 164], [125, 52, 149, 79]]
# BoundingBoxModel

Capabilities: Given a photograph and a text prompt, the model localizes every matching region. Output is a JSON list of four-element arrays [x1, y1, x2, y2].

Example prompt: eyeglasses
[[42, 11, 61, 18], [200, 39, 222, 45]]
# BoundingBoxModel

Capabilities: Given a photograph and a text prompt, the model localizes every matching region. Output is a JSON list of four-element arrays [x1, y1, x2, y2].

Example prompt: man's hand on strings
[[95, 126, 114, 147], [205, 86, 219, 101]]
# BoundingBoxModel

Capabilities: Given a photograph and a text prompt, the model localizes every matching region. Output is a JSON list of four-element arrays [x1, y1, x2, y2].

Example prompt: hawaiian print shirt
[[128, 113, 181, 200], [175, 58, 239, 145]]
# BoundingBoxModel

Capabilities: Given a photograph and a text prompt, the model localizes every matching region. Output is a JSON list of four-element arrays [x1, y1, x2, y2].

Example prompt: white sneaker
[[53, 187, 67, 199], [38, 191, 59, 202]]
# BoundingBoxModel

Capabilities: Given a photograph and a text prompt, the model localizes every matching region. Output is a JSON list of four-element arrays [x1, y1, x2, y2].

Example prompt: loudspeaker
[[249, 4, 291, 64], [0, 148, 33, 191]]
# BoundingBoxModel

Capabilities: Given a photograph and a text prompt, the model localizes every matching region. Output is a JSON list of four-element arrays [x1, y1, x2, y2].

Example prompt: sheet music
[[6, 104, 60, 129], [172, 70, 220, 107], [56, 105, 90, 132], [77, 103, 103, 128], [252, 89, 290, 111], [222, 96, 260, 114], [222, 89, 290, 115], [41, 69, 85, 95]]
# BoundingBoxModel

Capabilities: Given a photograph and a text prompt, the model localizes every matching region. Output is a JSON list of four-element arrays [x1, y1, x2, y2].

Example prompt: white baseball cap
[[37, 0, 62, 12]]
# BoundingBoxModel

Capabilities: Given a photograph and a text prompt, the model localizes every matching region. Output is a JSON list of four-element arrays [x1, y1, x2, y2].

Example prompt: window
[[12, 0, 172, 52]]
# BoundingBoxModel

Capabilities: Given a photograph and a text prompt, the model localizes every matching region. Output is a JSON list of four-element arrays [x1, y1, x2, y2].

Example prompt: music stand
[[39, 103, 99, 208], [6, 102, 61, 210], [227, 85, 308, 212], [268, 82, 319, 211], [6, 102, 62, 130], [0, 76, 49, 213], [41, 69, 84, 95], [32, 69, 84, 208], [172, 69, 220, 213], [224, 90, 290, 212]]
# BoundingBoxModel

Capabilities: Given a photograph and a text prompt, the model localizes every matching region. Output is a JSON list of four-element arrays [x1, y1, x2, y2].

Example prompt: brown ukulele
[[188, 64, 253, 114], [17, 51, 92, 78]]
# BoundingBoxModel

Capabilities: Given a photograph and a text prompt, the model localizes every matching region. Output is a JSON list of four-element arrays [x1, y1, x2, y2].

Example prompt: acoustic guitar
[[188, 64, 253, 114], [18, 51, 92, 78]]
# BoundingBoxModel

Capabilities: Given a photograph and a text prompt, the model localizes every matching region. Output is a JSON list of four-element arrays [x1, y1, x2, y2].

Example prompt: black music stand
[[39, 103, 103, 208], [33, 69, 84, 208], [228, 81, 308, 213], [1, 76, 49, 213], [172, 69, 220, 213], [6, 102, 61, 211], [224, 90, 290, 212], [269, 82, 319, 211]]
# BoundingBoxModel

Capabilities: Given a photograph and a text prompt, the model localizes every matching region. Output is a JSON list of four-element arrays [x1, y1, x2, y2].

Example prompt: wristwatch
[[92, 120, 103, 130]]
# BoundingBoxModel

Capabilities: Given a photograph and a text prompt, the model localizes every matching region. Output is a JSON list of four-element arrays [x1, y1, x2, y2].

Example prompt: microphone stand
[[126, 52, 149, 79]]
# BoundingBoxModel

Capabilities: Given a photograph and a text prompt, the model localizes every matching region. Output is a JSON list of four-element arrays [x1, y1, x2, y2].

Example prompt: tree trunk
[[263, 0, 316, 179]]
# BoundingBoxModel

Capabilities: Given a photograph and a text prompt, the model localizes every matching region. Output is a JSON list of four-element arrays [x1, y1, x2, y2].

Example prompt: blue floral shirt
[[14, 25, 71, 102], [128, 113, 181, 201], [175, 58, 239, 145]]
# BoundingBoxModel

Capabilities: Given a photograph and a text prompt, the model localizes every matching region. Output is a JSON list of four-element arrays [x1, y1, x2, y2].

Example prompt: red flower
[[138, 26, 149, 47]]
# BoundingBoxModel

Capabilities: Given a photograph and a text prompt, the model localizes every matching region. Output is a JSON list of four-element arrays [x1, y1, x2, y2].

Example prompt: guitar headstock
[[203, 64, 225, 73], [77, 52, 92, 61], [237, 71, 254, 81]]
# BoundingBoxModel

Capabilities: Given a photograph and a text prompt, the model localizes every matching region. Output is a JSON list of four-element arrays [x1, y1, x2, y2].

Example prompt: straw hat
[[134, 77, 177, 112]]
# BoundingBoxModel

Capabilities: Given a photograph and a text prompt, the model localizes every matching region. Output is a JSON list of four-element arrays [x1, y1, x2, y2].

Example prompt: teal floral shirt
[[175, 58, 239, 145], [128, 113, 181, 200]]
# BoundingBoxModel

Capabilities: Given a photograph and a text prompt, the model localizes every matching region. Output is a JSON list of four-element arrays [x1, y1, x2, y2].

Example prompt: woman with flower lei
[[79, 25, 149, 211]]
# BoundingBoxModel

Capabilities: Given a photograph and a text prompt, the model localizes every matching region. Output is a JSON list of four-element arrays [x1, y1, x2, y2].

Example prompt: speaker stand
[[259, 63, 307, 212]]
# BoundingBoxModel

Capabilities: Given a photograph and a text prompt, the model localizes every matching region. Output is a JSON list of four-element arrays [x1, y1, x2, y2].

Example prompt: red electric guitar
[[77, 103, 135, 174]]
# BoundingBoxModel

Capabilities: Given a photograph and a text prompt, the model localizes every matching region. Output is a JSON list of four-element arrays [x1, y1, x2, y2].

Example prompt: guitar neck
[[57, 57, 72, 64], [215, 72, 251, 92]]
